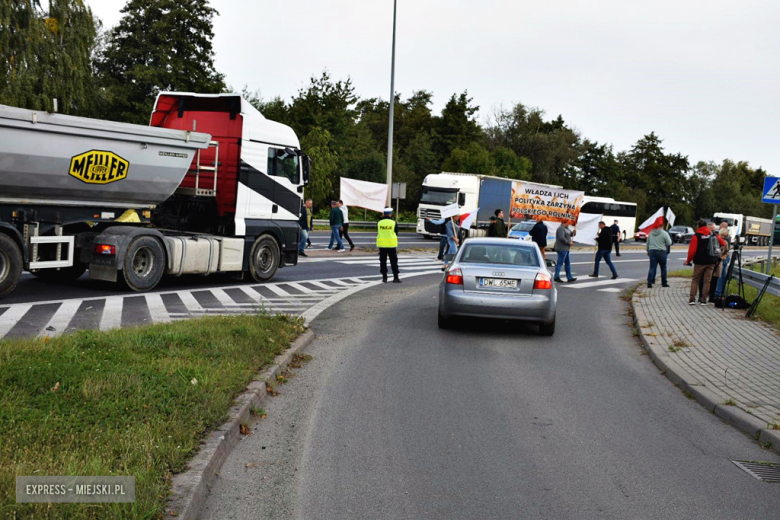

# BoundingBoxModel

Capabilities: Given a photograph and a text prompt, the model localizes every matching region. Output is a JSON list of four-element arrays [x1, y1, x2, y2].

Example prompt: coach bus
[[580, 196, 638, 241]]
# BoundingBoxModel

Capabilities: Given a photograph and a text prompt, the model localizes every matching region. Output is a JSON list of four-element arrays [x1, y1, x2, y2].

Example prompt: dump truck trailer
[[0, 93, 310, 298]]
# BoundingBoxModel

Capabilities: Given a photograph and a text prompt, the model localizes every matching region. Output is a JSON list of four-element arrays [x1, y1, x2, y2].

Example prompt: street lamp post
[[386, 0, 397, 207]]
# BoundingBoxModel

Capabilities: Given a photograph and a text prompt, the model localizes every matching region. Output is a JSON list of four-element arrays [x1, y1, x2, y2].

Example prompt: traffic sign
[[763, 176, 780, 204]]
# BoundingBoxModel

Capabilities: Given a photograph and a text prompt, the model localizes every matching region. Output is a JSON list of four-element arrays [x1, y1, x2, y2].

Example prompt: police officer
[[377, 207, 401, 283]]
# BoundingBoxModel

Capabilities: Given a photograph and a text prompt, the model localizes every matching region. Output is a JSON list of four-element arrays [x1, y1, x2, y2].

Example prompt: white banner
[[339, 178, 389, 213], [574, 212, 603, 246], [665, 207, 676, 228], [439, 203, 461, 219]]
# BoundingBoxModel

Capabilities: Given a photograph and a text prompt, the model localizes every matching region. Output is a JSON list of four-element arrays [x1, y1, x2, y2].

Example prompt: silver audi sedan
[[438, 238, 557, 335]]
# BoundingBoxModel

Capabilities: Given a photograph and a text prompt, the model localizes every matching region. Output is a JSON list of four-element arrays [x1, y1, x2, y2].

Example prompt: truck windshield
[[421, 187, 458, 206]]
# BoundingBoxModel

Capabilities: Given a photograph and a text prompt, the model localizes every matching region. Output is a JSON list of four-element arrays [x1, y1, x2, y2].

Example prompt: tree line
[[1, 0, 773, 224]]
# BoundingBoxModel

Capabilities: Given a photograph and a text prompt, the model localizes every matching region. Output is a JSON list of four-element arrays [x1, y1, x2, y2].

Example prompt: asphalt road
[[201, 256, 780, 519]]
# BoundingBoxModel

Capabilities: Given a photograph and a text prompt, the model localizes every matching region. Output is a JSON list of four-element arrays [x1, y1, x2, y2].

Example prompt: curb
[[630, 286, 780, 456], [165, 330, 315, 519]]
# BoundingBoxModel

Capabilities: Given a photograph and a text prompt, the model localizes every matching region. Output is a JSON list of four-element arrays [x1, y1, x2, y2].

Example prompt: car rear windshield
[[511, 222, 535, 232], [459, 244, 540, 267]]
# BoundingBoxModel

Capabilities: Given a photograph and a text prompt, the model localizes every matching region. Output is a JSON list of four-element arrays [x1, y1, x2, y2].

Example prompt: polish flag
[[639, 207, 665, 233], [459, 208, 480, 230]]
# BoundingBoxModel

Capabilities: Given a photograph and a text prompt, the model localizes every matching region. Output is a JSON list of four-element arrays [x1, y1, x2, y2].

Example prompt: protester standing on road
[[646, 220, 672, 288], [488, 209, 508, 238], [338, 200, 355, 252], [685, 219, 726, 305], [590, 222, 618, 279], [713, 225, 732, 301], [327, 200, 345, 252], [554, 222, 577, 283], [529, 219, 548, 260], [610, 220, 622, 256], [298, 198, 313, 257], [428, 216, 459, 268], [377, 207, 401, 283]]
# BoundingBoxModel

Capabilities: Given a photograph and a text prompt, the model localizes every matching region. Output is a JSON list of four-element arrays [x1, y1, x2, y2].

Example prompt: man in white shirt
[[338, 200, 355, 251]]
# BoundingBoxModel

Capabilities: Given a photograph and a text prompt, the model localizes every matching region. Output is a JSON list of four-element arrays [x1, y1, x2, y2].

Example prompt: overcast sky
[[90, 0, 780, 176]]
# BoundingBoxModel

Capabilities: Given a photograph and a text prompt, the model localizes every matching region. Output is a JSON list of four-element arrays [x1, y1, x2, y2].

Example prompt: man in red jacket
[[685, 219, 726, 305]]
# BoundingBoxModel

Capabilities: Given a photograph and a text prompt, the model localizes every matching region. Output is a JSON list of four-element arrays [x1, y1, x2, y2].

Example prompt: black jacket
[[597, 227, 613, 250], [529, 221, 548, 247], [298, 204, 310, 231]]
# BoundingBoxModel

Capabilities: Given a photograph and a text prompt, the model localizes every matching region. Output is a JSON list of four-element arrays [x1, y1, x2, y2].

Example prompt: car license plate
[[479, 278, 517, 288]]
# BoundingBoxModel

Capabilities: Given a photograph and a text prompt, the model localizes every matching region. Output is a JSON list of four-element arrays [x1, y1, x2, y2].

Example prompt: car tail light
[[446, 267, 463, 285], [534, 272, 552, 290], [94, 244, 116, 255]]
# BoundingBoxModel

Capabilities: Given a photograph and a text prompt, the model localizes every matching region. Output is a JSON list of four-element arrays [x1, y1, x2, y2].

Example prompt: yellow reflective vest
[[376, 218, 398, 248]]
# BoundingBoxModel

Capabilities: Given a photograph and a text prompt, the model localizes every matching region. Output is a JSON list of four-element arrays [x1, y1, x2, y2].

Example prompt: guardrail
[[737, 255, 780, 297], [313, 219, 417, 230]]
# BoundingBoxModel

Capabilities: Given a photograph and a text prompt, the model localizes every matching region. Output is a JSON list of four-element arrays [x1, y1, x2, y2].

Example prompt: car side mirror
[[458, 193, 466, 206]]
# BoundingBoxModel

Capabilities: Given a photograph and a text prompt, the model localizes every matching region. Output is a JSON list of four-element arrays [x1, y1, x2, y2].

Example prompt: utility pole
[[385, 0, 397, 207]]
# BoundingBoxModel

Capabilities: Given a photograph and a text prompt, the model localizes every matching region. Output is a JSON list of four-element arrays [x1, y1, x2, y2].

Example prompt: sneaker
[[350, 245, 355, 251], [611, 274, 618, 280], [588, 274, 598, 278], [699, 300, 707, 306], [688, 300, 696, 305], [662, 284, 670, 288], [647, 283, 653, 288], [337, 249, 345, 253], [567, 278, 577, 282], [299, 251, 308, 257], [554, 277, 565, 283]]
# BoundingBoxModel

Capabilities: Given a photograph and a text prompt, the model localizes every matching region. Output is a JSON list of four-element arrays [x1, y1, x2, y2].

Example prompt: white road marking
[[563, 278, 642, 289], [598, 288, 623, 293], [264, 284, 293, 297], [99, 296, 124, 331], [40, 299, 82, 338], [177, 291, 206, 312], [0, 304, 33, 337], [145, 293, 171, 323], [210, 288, 241, 308], [285, 282, 316, 294]]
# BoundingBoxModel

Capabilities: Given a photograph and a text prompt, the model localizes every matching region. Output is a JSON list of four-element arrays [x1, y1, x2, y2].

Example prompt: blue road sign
[[763, 177, 780, 204]]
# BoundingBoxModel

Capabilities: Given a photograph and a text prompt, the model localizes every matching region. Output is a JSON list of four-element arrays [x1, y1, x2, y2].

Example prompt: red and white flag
[[639, 207, 665, 233], [459, 208, 480, 230]]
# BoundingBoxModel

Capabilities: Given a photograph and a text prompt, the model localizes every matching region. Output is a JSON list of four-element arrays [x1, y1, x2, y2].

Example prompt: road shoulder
[[631, 279, 780, 454]]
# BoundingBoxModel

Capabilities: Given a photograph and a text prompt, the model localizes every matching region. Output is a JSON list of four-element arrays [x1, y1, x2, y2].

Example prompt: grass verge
[[728, 263, 780, 329], [0, 314, 304, 519], [668, 268, 693, 278]]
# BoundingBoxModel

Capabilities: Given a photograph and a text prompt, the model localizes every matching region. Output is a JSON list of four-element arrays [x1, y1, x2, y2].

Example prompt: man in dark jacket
[[610, 220, 622, 256], [529, 220, 549, 260], [298, 198, 312, 257], [686, 219, 726, 305], [327, 200, 345, 251], [488, 209, 508, 238], [590, 221, 618, 279]]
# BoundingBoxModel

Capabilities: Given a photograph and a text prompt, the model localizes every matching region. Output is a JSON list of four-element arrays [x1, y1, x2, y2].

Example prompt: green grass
[[668, 268, 693, 278], [0, 314, 304, 519], [728, 263, 780, 329]]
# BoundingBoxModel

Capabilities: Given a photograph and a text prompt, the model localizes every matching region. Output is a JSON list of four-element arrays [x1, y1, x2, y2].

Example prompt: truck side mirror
[[458, 192, 466, 206], [302, 155, 311, 186]]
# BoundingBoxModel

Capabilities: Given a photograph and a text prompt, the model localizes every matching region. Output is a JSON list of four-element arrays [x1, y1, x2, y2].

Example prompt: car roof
[[463, 237, 536, 247]]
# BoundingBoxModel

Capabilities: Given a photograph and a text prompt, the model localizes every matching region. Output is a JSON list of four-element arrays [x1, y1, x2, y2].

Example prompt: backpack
[[707, 233, 722, 259]]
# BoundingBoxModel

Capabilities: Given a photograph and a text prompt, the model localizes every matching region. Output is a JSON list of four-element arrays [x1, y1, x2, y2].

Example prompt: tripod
[[721, 241, 745, 309]]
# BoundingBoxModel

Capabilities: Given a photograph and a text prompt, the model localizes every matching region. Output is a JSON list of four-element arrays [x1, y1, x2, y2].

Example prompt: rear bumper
[[439, 285, 556, 324]]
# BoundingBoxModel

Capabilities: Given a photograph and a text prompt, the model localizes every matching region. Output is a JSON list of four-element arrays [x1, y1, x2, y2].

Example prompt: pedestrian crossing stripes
[[0, 275, 436, 342]]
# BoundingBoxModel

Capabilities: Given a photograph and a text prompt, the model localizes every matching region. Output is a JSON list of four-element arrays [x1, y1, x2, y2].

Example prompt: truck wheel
[[121, 236, 165, 292], [0, 234, 23, 298], [249, 235, 280, 282]]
